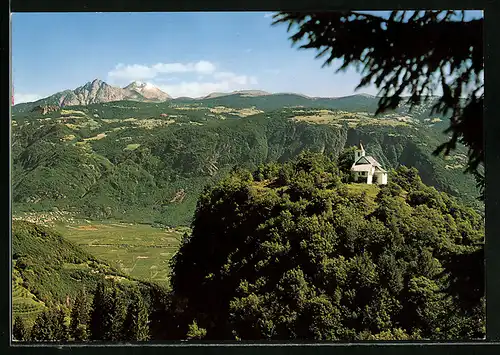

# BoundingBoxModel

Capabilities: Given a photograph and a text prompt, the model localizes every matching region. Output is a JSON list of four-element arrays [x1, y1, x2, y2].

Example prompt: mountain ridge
[[13, 79, 383, 110], [13, 79, 172, 111], [14, 79, 451, 110]]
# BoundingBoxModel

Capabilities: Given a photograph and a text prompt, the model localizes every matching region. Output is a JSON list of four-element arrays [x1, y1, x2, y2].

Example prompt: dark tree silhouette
[[13, 316, 28, 341], [123, 288, 151, 341], [272, 11, 484, 198], [89, 280, 112, 341], [105, 285, 128, 341], [70, 288, 90, 341]]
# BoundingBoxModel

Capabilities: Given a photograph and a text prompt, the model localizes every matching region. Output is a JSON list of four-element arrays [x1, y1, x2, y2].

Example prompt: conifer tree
[[70, 288, 90, 341], [123, 288, 151, 341], [89, 280, 112, 341], [105, 285, 128, 341], [31, 310, 56, 342], [73, 324, 88, 342], [53, 306, 70, 342], [13, 316, 27, 342]]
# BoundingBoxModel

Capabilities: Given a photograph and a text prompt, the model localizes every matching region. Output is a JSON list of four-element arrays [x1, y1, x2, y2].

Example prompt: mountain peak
[[125, 81, 157, 90], [124, 81, 171, 100], [82, 79, 106, 89], [13, 79, 171, 108], [91, 78, 104, 86]]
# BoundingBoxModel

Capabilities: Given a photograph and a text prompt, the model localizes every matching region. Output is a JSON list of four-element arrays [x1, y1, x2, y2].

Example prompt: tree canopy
[[170, 152, 484, 340], [273, 11, 484, 198]]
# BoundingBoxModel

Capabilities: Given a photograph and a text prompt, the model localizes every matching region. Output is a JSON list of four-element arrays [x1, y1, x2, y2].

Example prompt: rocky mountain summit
[[55, 79, 136, 106], [14, 79, 172, 112], [124, 81, 172, 101]]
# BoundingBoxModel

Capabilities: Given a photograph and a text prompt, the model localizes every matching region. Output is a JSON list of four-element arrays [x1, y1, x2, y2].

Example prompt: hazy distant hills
[[202, 90, 272, 99]]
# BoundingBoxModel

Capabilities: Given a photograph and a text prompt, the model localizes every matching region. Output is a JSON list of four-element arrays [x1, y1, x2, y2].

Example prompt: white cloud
[[15, 93, 43, 104], [109, 60, 217, 82], [157, 81, 232, 98], [108, 63, 157, 81], [264, 12, 275, 18], [157, 72, 259, 98], [107, 60, 258, 98], [155, 77, 180, 83], [193, 60, 216, 74], [212, 71, 255, 85], [151, 62, 190, 74]]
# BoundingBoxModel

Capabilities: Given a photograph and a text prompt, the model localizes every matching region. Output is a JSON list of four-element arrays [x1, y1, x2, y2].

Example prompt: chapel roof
[[351, 164, 373, 172], [351, 155, 386, 172]]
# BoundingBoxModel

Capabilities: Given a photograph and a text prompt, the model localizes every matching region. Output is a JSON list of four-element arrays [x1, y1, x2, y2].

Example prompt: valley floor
[[13, 213, 184, 288]]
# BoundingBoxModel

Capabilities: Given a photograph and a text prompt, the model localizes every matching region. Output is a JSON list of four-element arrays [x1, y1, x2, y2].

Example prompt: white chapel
[[350, 143, 388, 185]]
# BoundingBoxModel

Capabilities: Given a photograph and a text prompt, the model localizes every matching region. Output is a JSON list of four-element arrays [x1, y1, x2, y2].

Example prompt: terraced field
[[12, 270, 46, 326]]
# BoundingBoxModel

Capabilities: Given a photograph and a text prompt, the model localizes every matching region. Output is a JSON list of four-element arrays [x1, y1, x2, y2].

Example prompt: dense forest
[[12, 152, 484, 341]]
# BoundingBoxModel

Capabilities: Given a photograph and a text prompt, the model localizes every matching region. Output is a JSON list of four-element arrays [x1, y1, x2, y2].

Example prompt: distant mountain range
[[12, 79, 384, 112]]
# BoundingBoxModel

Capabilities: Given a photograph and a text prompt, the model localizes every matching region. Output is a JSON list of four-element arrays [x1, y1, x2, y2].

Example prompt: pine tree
[[105, 285, 128, 341], [89, 280, 112, 341], [13, 316, 27, 342], [73, 324, 88, 341], [53, 306, 70, 342], [186, 320, 207, 340], [123, 288, 150, 341], [70, 288, 90, 341], [31, 310, 56, 342]]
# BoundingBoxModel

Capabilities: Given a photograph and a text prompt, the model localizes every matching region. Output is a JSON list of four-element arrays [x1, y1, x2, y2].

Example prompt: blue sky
[[12, 11, 483, 103]]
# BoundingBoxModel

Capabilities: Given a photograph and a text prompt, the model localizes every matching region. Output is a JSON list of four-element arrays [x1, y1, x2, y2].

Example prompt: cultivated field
[[290, 110, 412, 128], [53, 221, 183, 287]]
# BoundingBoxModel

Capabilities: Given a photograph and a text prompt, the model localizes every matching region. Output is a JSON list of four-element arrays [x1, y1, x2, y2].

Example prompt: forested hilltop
[[170, 152, 484, 340], [11, 95, 482, 228], [12, 152, 484, 341]]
